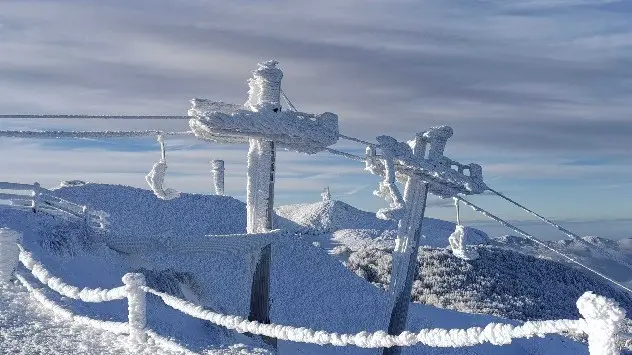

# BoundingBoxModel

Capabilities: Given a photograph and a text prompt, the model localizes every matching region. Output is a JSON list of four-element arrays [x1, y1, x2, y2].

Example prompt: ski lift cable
[[0, 114, 189, 119], [486, 186, 632, 271], [0, 130, 193, 139], [455, 195, 632, 295]]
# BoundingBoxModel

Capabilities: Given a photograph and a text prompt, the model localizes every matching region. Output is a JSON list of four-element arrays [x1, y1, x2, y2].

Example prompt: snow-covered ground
[[0, 280, 260, 355], [0, 183, 621, 354]]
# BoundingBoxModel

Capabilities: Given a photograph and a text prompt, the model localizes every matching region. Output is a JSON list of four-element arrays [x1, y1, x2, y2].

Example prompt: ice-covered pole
[[31, 182, 41, 212], [245, 60, 283, 234], [244, 61, 281, 350], [0, 228, 20, 283], [211, 160, 225, 196], [122, 273, 147, 346], [577, 291, 626, 355]]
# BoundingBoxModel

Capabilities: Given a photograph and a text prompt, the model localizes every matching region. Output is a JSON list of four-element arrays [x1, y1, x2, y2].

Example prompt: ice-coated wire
[[455, 195, 632, 295]]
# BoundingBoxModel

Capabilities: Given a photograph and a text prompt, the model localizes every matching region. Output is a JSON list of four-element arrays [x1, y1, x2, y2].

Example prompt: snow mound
[[275, 200, 489, 249]]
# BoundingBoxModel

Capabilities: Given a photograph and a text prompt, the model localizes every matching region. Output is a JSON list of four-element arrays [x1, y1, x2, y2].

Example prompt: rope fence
[[0, 233, 628, 355]]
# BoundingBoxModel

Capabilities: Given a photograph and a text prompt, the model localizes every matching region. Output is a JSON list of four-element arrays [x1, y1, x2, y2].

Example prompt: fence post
[[0, 229, 20, 283], [577, 291, 626, 355], [211, 159, 225, 196], [31, 182, 41, 213], [122, 273, 147, 346]]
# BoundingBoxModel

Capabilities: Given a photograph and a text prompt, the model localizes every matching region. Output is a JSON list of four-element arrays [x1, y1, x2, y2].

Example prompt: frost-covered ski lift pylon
[[189, 60, 339, 233], [366, 126, 486, 355], [188, 61, 339, 348]]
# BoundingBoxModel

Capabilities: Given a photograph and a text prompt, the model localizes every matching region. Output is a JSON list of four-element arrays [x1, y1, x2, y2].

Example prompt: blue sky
[[1, 0, 631, 239]]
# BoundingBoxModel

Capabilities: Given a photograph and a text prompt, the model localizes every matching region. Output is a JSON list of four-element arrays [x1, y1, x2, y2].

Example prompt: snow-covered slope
[[0, 185, 595, 354], [343, 245, 632, 321], [275, 200, 489, 250]]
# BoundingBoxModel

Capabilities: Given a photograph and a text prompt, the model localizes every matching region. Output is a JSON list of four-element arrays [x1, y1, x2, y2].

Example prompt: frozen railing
[[0, 234, 628, 355], [0, 181, 107, 230]]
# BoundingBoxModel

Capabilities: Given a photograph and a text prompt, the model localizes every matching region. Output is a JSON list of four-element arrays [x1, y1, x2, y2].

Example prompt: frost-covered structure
[[366, 126, 486, 199], [577, 292, 626, 355], [364, 126, 488, 354], [189, 61, 339, 154], [188, 61, 340, 233], [145, 134, 180, 200], [449, 225, 480, 260], [211, 159, 225, 196]]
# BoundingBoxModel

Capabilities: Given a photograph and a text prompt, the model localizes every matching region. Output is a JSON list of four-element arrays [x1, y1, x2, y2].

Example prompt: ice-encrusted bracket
[[366, 125, 487, 200]]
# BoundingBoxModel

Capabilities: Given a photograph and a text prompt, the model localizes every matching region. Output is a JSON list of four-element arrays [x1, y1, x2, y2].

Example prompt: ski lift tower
[[365, 126, 486, 355], [188, 61, 339, 345]]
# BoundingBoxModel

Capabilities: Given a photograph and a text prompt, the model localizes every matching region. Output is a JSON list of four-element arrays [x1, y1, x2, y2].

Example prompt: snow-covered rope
[[18, 245, 127, 302], [487, 187, 632, 270], [455, 196, 632, 295], [143, 286, 605, 349], [14, 272, 129, 334], [0, 130, 193, 139]]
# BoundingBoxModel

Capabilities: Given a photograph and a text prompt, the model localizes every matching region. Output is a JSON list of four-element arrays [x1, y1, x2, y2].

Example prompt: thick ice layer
[[145, 160, 180, 201], [189, 99, 339, 154], [449, 225, 480, 260]]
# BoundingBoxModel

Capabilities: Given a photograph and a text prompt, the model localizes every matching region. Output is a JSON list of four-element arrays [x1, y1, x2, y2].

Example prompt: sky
[[0, 0, 631, 240]]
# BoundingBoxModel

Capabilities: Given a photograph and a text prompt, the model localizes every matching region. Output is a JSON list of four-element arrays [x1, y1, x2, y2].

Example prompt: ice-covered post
[[244, 61, 280, 349], [211, 159, 225, 196], [122, 273, 147, 346], [383, 127, 453, 355], [31, 182, 41, 213], [577, 291, 626, 355], [245, 60, 282, 234], [0, 228, 20, 283]]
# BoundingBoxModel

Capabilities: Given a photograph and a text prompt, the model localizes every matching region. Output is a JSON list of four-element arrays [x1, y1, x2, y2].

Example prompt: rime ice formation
[[189, 61, 339, 154], [577, 292, 626, 355], [449, 225, 480, 260], [211, 160, 225, 196], [246, 138, 274, 234], [145, 134, 180, 200], [145, 286, 614, 350], [365, 126, 486, 199], [373, 136, 407, 221], [123, 273, 148, 345]]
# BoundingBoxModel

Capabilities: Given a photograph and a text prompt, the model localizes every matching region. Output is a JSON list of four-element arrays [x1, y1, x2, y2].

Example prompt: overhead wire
[[454, 195, 632, 295]]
